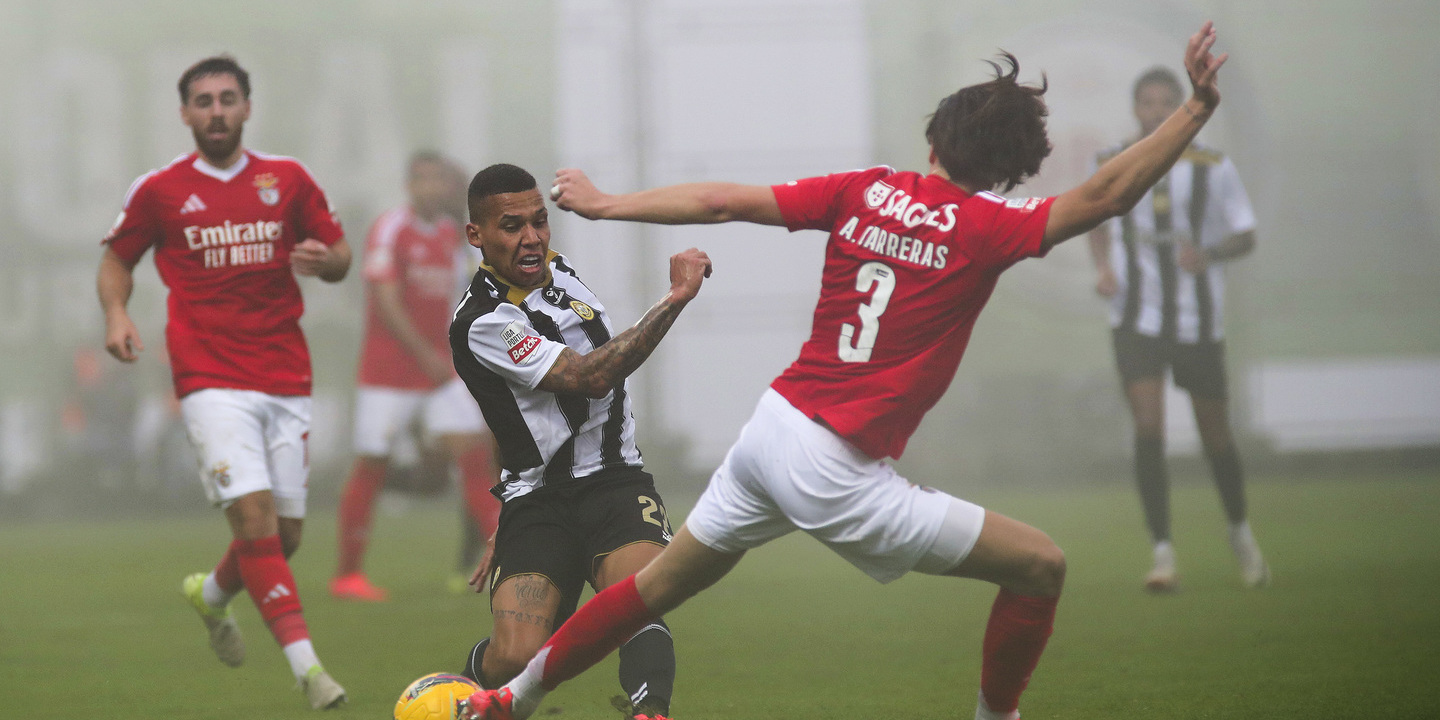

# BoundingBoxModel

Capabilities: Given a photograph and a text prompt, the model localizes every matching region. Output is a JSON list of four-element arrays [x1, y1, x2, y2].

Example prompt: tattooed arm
[[537, 248, 712, 399]]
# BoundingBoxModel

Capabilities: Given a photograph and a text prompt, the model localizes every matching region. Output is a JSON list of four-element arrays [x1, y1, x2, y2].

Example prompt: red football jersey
[[770, 167, 1054, 460], [356, 205, 464, 390], [104, 150, 344, 398]]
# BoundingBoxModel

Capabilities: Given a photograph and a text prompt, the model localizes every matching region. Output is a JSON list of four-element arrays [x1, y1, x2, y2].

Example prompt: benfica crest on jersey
[[865, 180, 895, 209], [253, 173, 280, 206]]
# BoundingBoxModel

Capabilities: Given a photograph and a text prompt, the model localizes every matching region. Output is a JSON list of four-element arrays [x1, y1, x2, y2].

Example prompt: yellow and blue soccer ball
[[394, 672, 481, 720]]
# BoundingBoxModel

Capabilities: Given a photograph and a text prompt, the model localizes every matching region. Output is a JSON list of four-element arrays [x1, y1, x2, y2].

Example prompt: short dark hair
[[925, 52, 1051, 193], [178, 55, 250, 104], [1133, 66, 1183, 103], [467, 164, 538, 222]]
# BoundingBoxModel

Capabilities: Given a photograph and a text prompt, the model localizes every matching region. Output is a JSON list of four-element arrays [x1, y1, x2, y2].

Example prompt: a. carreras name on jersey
[[183, 220, 284, 250], [836, 216, 950, 269]]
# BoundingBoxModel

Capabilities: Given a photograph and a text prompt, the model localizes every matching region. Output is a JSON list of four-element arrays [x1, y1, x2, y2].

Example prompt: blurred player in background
[[332, 151, 501, 602], [1088, 67, 1267, 593], [451, 164, 709, 720], [96, 56, 349, 710], [460, 22, 1229, 720]]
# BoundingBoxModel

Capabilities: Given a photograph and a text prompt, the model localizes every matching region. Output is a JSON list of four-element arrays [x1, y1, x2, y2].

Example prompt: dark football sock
[[462, 637, 491, 687], [617, 619, 675, 716], [1205, 449, 1248, 525], [1134, 435, 1171, 543]]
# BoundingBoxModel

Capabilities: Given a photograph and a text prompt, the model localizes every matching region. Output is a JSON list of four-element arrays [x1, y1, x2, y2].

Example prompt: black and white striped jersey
[[449, 251, 642, 501], [1096, 144, 1256, 344]]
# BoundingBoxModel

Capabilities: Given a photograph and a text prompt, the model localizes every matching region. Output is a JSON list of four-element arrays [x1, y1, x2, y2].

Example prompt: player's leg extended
[[1125, 376, 1178, 590], [946, 511, 1066, 720], [466, 528, 742, 720], [1190, 393, 1268, 587], [595, 541, 673, 718]]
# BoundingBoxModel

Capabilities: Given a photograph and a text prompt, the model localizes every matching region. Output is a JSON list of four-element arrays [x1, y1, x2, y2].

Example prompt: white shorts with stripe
[[352, 377, 486, 457], [180, 388, 311, 518], [685, 389, 986, 583]]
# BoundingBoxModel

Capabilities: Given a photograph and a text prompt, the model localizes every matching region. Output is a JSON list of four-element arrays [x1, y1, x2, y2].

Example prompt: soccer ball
[[394, 672, 481, 720]]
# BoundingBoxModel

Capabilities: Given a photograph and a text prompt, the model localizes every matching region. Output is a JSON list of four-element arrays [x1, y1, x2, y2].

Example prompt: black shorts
[[1112, 329, 1228, 400], [488, 466, 672, 622]]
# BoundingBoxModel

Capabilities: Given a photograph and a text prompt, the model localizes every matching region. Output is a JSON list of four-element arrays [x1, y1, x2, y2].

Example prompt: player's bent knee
[[1026, 543, 1066, 597]]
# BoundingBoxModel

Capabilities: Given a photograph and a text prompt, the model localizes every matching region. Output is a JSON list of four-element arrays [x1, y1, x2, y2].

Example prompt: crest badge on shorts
[[253, 173, 281, 206], [570, 300, 595, 321], [210, 461, 232, 488], [865, 180, 895, 209]]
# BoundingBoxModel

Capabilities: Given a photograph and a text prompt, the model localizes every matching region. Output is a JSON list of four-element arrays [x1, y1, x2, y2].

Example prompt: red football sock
[[336, 459, 387, 576], [237, 535, 310, 647], [979, 588, 1059, 714], [457, 445, 500, 538], [214, 540, 243, 594], [539, 575, 655, 690]]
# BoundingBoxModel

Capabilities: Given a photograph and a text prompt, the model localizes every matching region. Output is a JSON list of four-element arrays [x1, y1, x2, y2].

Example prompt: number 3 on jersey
[[838, 261, 895, 362]]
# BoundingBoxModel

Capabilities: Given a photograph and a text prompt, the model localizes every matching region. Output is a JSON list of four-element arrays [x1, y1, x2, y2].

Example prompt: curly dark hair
[[925, 52, 1051, 193]]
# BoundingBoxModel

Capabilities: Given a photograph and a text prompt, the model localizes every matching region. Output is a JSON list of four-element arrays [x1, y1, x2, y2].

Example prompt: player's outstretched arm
[[97, 248, 144, 363], [536, 248, 712, 398], [551, 168, 785, 227], [1042, 21, 1228, 251]]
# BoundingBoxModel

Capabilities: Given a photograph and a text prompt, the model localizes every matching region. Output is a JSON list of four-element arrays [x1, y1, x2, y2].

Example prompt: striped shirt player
[[451, 250, 641, 501], [448, 164, 711, 718], [1095, 144, 1255, 346], [1089, 64, 1268, 597]]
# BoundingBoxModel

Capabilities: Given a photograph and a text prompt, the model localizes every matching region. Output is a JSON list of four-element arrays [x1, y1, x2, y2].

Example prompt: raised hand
[[668, 247, 712, 303], [1185, 21, 1229, 111], [551, 168, 608, 220]]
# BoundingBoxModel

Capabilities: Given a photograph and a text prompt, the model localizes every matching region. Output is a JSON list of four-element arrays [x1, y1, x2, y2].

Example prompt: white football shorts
[[352, 378, 486, 457], [685, 389, 986, 584], [179, 388, 311, 518]]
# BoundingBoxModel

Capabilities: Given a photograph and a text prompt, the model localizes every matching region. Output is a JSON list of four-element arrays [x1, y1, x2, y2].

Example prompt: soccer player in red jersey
[[458, 22, 1229, 720], [332, 152, 501, 602], [96, 56, 351, 710]]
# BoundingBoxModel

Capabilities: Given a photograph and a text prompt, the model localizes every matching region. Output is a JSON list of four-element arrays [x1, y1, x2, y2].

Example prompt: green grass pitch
[[2, 471, 1436, 719]]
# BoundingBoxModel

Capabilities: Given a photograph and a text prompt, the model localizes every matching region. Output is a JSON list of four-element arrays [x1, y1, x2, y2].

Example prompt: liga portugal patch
[[507, 335, 542, 364]]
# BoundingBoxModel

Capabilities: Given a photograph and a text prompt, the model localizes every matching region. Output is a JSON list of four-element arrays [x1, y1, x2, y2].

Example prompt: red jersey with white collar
[[770, 167, 1054, 460], [104, 150, 344, 398], [357, 205, 464, 390]]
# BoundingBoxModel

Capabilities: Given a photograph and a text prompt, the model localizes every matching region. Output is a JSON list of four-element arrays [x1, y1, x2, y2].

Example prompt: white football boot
[[1229, 521, 1270, 588], [182, 572, 245, 667], [1143, 541, 1180, 593]]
